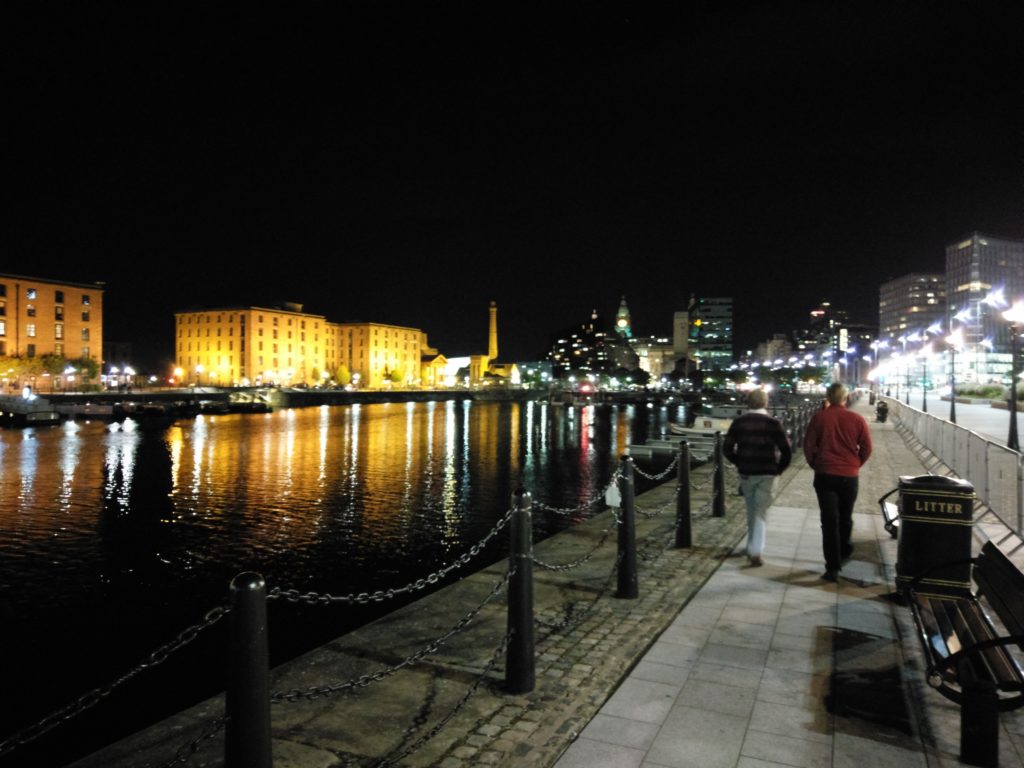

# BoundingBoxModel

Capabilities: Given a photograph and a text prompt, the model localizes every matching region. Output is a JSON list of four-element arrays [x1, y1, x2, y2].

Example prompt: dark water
[[0, 398, 684, 767]]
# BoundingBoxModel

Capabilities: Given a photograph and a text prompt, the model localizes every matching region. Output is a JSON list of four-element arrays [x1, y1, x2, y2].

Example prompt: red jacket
[[803, 405, 872, 477]]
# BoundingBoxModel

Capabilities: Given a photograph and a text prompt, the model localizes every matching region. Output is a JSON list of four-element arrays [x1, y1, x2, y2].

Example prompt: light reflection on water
[[0, 398, 682, 766]]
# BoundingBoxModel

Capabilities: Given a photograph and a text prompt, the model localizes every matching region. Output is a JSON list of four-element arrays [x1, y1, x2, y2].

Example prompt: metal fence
[[886, 397, 1024, 547]]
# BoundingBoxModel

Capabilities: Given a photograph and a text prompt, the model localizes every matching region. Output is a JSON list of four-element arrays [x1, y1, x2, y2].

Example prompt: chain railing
[[0, 604, 230, 758], [4, 444, 731, 767]]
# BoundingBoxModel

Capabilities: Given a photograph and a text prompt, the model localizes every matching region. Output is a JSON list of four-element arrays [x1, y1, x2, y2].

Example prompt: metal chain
[[535, 555, 620, 635], [632, 452, 680, 480], [270, 567, 513, 703], [161, 714, 228, 767], [531, 517, 617, 571], [269, 508, 513, 607], [0, 604, 230, 757], [635, 484, 682, 519], [372, 633, 511, 768], [532, 472, 621, 516]]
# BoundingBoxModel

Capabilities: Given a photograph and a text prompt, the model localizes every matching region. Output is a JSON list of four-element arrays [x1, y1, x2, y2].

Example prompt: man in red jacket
[[803, 382, 872, 581]]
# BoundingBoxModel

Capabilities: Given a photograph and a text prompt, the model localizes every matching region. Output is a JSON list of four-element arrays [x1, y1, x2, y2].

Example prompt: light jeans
[[739, 474, 777, 558]]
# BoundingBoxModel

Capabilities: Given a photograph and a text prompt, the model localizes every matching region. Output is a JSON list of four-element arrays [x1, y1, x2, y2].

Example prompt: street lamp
[[946, 329, 963, 424], [1002, 302, 1024, 451], [919, 343, 932, 413]]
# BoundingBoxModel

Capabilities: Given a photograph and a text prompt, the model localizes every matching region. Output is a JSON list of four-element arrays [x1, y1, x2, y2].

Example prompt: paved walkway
[[554, 398, 1024, 768]]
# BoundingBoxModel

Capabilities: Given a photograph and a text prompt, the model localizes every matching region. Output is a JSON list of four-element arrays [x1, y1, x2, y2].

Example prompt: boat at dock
[[0, 394, 62, 427]]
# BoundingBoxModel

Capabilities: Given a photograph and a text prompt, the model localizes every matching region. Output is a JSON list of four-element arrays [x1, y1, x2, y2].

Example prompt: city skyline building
[[687, 295, 733, 369], [174, 303, 437, 389], [946, 232, 1024, 355], [547, 309, 639, 376], [0, 272, 105, 373], [878, 273, 946, 340]]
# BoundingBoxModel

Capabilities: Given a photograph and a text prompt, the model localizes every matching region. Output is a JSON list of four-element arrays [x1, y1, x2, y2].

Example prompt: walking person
[[723, 389, 792, 567], [803, 382, 873, 581]]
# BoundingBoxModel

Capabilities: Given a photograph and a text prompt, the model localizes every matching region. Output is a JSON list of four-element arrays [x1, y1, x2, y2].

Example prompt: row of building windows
[[0, 321, 88, 340], [0, 285, 91, 305]]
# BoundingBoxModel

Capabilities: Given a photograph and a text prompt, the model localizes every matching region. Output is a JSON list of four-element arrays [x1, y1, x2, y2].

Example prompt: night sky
[[6, 4, 1023, 370]]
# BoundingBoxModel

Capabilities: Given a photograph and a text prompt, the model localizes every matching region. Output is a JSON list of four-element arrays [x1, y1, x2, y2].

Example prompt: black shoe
[[823, 570, 839, 582]]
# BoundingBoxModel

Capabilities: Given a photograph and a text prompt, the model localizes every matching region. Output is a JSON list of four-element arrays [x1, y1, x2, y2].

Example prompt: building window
[[27, 288, 37, 300], [27, 305, 36, 317], [81, 294, 90, 305], [81, 328, 89, 341], [82, 310, 90, 322], [55, 290, 64, 303], [55, 323, 63, 339], [26, 324, 36, 338], [27, 344, 36, 357], [0, 320, 5, 336], [81, 346, 89, 358], [55, 343, 63, 356], [55, 306, 63, 320]]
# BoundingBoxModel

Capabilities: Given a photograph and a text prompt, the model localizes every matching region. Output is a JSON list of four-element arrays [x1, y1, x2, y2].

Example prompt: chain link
[[373, 633, 511, 767], [269, 508, 513, 607], [532, 472, 621, 516], [161, 714, 228, 767], [632, 452, 680, 481], [531, 517, 617, 571], [0, 605, 230, 758], [271, 567, 513, 703]]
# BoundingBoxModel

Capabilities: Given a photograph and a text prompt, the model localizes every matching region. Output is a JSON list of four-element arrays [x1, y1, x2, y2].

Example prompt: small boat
[[0, 394, 62, 427], [227, 391, 273, 413], [669, 416, 732, 435]]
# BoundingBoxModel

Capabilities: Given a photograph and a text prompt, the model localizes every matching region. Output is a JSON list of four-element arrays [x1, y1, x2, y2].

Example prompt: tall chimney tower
[[488, 301, 499, 360]]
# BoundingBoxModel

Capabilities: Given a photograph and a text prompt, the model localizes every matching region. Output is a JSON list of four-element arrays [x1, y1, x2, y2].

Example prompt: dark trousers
[[813, 473, 858, 571]]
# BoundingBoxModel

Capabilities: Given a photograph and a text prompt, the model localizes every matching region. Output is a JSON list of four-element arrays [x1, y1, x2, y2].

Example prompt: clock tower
[[614, 296, 632, 338]]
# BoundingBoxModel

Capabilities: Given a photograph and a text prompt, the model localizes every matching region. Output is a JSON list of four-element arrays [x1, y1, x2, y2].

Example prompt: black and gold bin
[[894, 474, 975, 597]]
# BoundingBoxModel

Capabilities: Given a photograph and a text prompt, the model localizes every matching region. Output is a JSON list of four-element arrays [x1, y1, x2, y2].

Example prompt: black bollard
[[505, 489, 535, 694], [712, 432, 726, 517], [616, 455, 639, 598], [226, 572, 272, 768], [675, 442, 692, 548]]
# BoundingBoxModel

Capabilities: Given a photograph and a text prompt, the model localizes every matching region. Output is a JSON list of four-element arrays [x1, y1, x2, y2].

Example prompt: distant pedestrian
[[723, 389, 791, 567], [803, 382, 873, 582]]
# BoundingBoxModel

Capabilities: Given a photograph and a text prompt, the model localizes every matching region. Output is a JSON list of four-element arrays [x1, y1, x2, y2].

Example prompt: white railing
[[886, 397, 1024, 545]]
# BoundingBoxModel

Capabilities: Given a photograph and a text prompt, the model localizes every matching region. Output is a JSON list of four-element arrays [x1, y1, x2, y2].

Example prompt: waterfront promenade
[[61, 397, 1024, 767]]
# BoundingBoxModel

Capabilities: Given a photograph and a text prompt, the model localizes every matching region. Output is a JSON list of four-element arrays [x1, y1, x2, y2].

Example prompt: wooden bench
[[877, 487, 900, 539], [904, 541, 1024, 766]]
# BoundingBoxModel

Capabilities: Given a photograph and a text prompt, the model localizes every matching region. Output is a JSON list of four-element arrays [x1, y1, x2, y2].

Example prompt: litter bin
[[894, 474, 975, 597]]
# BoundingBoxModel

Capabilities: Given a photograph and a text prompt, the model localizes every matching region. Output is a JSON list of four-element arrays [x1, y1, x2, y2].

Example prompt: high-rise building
[[946, 232, 1024, 355], [687, 295, 733, 368], [878, 274, 946, 340], [0, 273, 104, 365]]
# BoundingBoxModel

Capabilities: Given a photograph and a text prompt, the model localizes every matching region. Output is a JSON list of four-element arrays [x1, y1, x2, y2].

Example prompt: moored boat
[[0, 394, 61, 427]]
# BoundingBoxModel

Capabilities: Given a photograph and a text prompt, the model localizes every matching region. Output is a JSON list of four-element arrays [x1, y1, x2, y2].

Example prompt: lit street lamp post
[[946, 329, 963, 424], [919, 344, 932, 413], [1003, 303, 1024, 451]]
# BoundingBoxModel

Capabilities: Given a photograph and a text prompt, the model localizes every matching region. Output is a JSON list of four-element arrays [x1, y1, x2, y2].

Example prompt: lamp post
[[946, 329, 963, 424], [1002, 302, 1024, 451], [919, 344, 932, 413]]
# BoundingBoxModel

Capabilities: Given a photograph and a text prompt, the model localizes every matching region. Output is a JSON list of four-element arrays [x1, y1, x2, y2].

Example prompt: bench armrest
[[925, 633, 1024, 701]]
